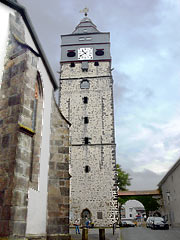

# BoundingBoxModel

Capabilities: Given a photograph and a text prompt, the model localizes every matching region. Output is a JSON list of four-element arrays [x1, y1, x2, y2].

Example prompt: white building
[[121, 200, 145, 220], [158, 158, 180, 227]]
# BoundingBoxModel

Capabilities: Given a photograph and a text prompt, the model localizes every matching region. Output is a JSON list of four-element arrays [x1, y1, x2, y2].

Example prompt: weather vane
[[80, 7, 89, 17]]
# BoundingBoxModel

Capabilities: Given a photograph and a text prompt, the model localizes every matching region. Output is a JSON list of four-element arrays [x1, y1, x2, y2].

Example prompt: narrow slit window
[[84, 137, 89, 144], [85, 165, 90, 173], [94, 61, 99, 66], [84, 117, 89, 124], [70, 62, 75, 67], [83, 97, 88, 104]]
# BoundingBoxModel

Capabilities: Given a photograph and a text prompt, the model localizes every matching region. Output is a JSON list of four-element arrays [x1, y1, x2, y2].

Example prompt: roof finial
[[80, 7, 89, 17]]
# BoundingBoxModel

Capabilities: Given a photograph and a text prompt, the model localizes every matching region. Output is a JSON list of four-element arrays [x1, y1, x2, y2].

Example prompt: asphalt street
[[70, 227, 180, 240], [121, 227, 180, 240]]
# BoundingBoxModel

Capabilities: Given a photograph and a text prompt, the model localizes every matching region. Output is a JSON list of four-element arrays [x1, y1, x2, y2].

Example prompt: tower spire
[[80, 7, 89, 17]]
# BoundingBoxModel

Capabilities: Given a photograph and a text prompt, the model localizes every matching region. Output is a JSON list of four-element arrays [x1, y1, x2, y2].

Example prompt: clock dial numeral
[[78, 48, 93, 60]]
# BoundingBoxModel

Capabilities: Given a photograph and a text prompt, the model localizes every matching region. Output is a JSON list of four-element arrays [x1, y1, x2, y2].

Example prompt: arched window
[[80, 79, 90, 89], [30, 71, 43, 188]]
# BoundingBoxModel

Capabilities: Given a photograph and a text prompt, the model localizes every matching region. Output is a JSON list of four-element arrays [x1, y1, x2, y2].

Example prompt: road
[[121, 227, 180, 240]]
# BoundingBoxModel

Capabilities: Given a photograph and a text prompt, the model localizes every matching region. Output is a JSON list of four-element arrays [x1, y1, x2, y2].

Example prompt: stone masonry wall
[[0, 12, 42, 237], [47, 96, 70, 240], [60, 61, 118, 226]]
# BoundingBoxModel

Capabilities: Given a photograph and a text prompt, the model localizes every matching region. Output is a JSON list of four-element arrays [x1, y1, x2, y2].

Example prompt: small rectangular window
[[97, 212, 103, 219], [83, 97, 88, 104], [84, 137, 89, 144], [94, 61, 99, 66], [84, 117, 89, 124]]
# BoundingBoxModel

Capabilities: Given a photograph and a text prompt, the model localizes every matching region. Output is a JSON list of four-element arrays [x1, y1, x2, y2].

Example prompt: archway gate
[[118, 189, 162, 219]]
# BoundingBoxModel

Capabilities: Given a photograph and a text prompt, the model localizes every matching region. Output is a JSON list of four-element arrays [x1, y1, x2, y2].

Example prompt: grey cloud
[[127, 169, 165, 190]]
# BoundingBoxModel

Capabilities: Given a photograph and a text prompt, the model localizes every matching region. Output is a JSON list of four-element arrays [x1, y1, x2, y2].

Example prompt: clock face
[[78, 48, 93, 60]]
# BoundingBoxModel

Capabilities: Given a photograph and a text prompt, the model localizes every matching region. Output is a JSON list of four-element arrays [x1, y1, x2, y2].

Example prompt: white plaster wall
[[22, 21, 53, 235], [0, 3, 15, 87], [26, 58, 53, 234], [123, 200, 144, 220], [161, 164, 180, 227]]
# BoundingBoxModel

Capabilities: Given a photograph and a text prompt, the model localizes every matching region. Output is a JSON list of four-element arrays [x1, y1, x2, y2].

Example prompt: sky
[[18, 0, 180, 190]]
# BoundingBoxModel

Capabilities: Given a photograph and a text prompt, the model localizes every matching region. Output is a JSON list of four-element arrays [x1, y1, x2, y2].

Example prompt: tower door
[[81, 209, 91, 226]]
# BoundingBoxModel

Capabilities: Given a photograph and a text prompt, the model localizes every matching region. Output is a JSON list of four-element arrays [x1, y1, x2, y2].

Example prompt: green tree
[[116, 164, 131, 191], [116, 164, 131, 223], [135, 196, 160, 217]]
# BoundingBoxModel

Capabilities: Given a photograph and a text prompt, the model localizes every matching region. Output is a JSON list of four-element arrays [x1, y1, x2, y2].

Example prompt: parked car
[[151, 217, 169, 230], [146, 217, 154, 228], [121, 220, 136, 227]]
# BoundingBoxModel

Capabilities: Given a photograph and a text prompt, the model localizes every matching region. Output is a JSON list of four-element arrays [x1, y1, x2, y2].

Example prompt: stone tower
[[59, 12, 118, 226]]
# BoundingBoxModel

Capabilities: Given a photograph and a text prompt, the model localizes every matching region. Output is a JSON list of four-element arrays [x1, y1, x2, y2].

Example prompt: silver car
[[146, 217, 154, 228]]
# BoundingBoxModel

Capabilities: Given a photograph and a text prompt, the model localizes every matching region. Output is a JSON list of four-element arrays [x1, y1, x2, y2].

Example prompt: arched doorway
[[121, 200, 146, 221], [81, 209, 91, 226]]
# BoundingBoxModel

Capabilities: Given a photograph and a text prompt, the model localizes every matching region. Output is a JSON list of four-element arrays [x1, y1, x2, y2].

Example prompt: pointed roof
[[72, 17, 100, 34]]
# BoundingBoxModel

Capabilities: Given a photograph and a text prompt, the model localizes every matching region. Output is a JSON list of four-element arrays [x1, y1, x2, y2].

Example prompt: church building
[[0, 1, 71, 239], [59, 9, 118, 226]]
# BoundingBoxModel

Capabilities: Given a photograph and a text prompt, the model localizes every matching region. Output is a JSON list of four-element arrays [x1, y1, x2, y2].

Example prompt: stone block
[[2, 134, 10, 148], [0, 220, 10, 236], [8, 94, 21, 106], [13, 176, 29, 191], [55, 140, 63, 146], [49, 162, 55, 170], [59, 181, 65, 186], [11, 221, 26, 236], [0, 177, 8, 191], [11, 206, 27, 221], [1, 206, 11, 220], [4, 190, 12, 205], [58, 147, 69, 154], [47, 225, 63, 235], [11, 190, 22, 205], [60, 188, 69, 197], [0, 192, 4, 205], [48, 186, 60, 196], [56, 163, 68, 171]]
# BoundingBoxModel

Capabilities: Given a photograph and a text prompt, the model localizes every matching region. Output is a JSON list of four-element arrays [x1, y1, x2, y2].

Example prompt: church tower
[[59, 10, 118, 226]]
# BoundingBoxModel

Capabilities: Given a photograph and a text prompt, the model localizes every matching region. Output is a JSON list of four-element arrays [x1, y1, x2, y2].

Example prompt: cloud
[[127, 169, 165, 190], [116, 115, 180, 176]]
